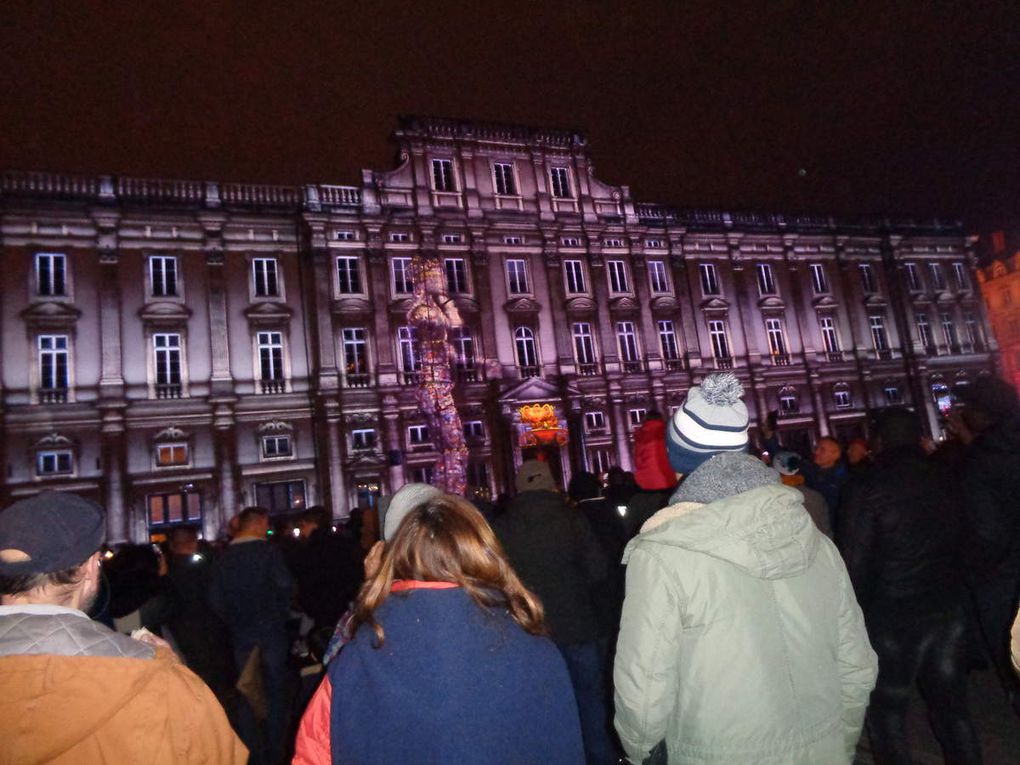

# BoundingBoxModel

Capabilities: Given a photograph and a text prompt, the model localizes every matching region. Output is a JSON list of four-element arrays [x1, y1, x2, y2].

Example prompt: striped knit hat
[[667, 372, 750, 475]]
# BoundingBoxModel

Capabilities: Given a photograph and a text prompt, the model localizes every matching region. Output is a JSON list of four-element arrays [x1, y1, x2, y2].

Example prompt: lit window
[[493, 163, 517, 195], [550, 167, 572, 199], [608, 260, 629, 292], [765, 318, 787, 356], [262, 435, 293, 459], [756, 263, 777, 295], [148, 492, 203, 527], [36, 450, 73, 476], [573, 323, 597, 366], [36, 253, 67, 297], [408, 424, 431, 446], [336, 256, 362, 294], [506, 259, 529, 294], [564, 260, 586, 294], [149, 256, 178, 297], [156, 443, 189, 467], [252, 258, 279, 298], [432, 159, 456, 192], [392, 257, 413, 294], [810, 263, 829, 294], [699, 263, 720, 295], [648, 261, 670, 293], [444, 258, 468, 294], [351, 429, 376, 451], [585, 411, 606, 431], [859, 263, 877, 294]]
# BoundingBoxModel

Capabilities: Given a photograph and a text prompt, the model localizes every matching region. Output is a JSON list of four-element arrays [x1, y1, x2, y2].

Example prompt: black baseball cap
[[0, 491, 105, 576]]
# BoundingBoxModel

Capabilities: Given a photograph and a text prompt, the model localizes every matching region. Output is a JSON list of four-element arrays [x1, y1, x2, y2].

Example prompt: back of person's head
[[381, 483, 442, 541], [873, 407, 923, 452], [666, 372, 750, 474], [954, 376, 1020, 431], [300, 506, 331, 532], [0, 491, 105, 602], [169, 525, 200, 556], [567, 471, 602, 502], [237, 506, 269, 532], [351, 494, 545, 647]]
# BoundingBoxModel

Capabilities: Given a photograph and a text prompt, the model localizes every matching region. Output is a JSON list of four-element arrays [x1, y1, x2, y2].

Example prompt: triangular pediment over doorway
[[498, 376, 581, 405]]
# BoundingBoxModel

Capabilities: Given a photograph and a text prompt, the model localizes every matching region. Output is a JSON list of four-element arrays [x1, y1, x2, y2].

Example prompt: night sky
[[2, 1, 1017, 229]]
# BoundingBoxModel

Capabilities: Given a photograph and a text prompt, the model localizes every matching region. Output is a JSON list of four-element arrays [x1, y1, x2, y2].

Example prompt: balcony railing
[[345, 373, 371, 388], [519, 365, 541, 379], [577, 362, 600, 377], [664, 358, 686, 372], [39, 387, 68, 404], [875, 348, 893, 360], [402, 371, 422, 386], [714, 356, 734, 370], [155, 383, 183, 399], [825, 351, 844, 363], [260, 379, 287, 394], [621, 360, 644, 374], [771, 354, 792, 366]]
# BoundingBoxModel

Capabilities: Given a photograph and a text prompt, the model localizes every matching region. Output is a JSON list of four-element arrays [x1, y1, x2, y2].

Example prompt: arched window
[[778, 386, 800, 414], [514, 326, 539, 376]]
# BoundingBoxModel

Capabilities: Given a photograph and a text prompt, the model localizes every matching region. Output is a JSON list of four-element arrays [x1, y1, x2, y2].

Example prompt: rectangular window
[[398, 327, 421, 373], [450, 327, 475, 371], [156, 443, 189, 467], [953, 262, 970, 290], [915, 314, 933, 349], [441, 234, 462, 244], [493, 162, 517, 195], [628, 408, 647, 427], [37, 450, 73, 476], [708, 320, 730, 359], [257, 331, 284, 382], [351, 429, 376, 450], [884, 386, 902, 405], [431, 158, 455, 192], [585, 411, 606, 431], [389, 232, 410, 243], [506, 259, 529, 294], [964, 312, 979, 346], [648, 261, 670, 293], [561, 237, 582, 247], [550, 167, 572, 198], [756, 263, 777, 295], [617, 321, 639, 362], [147, 492, 203, 527], [941, 312, 957, 347], [604, 238, 624, 248], [254, 480, 306, 515], [779, 390, 799, 413], [869, 315, 889, 351], [834, 389, 852, 408], [408, 424, 431, 446], [392, 257, 413, 294], [929, 263, 947, 291], [564, 260, 586, 294], [150, 256, 178, 297], [38, 335, 69, 393], [153, 333, 182, 393], [765, 318, 787, 356], [905, 262, 922, 291], [699, 263, 720, 295], [819, 316, 841, 353], [646, 239, 663, 249], [262, 435, 293, 458], [463, 420, 485, 440], [444, 258, 468, 294], [334, 230, 356, 241], [608, 260, 629, 292], [503, 236, 523, 245], [252, 257, 279, 297], [411, 466, 435, 484], [810, 263, 829, 294], [589, 449, 612, 474], [336, 256, 362, 294], [515, 327, 538, 370], [342, 328, 368, 379], [572, 323, 596, 366], [658, 320, 680, 361], [36, 252, 66, 296], [467, 461, 490, 490], [859, 263, 877, 294]]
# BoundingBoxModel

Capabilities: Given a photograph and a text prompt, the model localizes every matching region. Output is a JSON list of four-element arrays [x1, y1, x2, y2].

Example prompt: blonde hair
[[350, 494, 546, 647]]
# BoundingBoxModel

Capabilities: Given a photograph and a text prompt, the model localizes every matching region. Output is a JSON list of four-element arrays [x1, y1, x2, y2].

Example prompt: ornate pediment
[[862, 294, 888, 308], [138, 301, 192, 327], [811, 295, 840, 310], [758, 296, 787, 313], [649, 295, 680, 313], [453, 295, 480, 314], [346, 451, 386, 470], [699, 296, 731, 313], [564, 296, 596, 315], [910, 292, 932, 306], [498, 376, 577, 406], [34, 432, 74, 448], [153, 425, 190, 442], [256, 420, 293, 435], [21, 301, 82, 330], [503, 296, 542, 314], [332, 297, 373, 318], [608, 296, 640, 315], [244, 301, 293, 327]]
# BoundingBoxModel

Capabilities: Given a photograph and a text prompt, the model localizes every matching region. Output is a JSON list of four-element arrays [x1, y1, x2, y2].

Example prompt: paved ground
[[854, 667, 1019, 764]]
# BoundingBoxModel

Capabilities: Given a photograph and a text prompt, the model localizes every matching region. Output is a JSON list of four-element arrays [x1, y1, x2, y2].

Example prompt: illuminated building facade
[[976, 231, 1020, 390], [0, 117, 997, 541]]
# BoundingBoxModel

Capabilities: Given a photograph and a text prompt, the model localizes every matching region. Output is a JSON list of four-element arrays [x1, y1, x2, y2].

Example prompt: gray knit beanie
[[381, 483, 442, 541], [666, 373, 750, 475], [670, 451, 779, 505]]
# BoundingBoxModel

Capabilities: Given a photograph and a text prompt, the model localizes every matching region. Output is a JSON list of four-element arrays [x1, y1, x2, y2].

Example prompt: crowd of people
[[2, 371, 1019, 764]]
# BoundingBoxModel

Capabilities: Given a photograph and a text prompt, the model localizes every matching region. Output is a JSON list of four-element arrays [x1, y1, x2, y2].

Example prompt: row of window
[[429, 158, 576, 199]]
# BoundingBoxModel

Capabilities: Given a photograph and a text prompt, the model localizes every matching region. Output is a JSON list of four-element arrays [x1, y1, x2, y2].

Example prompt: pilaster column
[[100, 410, 128, 543], [383, 397, 405, 493], [368, 248, 395, 380], [589, 251, 619, 371], [728, 242, 758, 366], [630, 249, 661, 371], [97, 248, 125, 396], [809, 371, 831, 437], [325, 404, 348, 519], [609, 386, 634, 472], [669, 243, 702, 372], [543, 247, 574, 368], [212, 403, 238, 533], [205, 250, 233, 392]]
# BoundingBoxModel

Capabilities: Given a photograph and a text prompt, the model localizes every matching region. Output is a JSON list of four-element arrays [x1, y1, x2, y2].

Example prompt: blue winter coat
[[328, 585, 584, 764]]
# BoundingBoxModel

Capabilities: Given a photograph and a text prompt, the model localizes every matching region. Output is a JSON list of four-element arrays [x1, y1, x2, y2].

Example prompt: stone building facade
[[976, 232, 1020, 390], [0, 117, 997, 542]]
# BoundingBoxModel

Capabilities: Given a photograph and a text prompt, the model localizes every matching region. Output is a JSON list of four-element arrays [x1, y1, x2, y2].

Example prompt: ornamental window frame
[[859, 263, 878, 295], [148, 254, 180, 299], [335, 255, 363, 295], [764, 317, 788, 356], [868, 314, 889, 351], [444, 257, 469, 294], [708, 319, 731, 359], [810, 263, 829, 294], [699, 262, 720, 296], [506, 259, 530, 295], [251, 256, 281, 299], [819, 315, 841, 353], [36, 448, 75, 478], [616, 321, 641, 363], [648, 260, 670, 294], [564, 259, 587, 294], [492, 162, 518, 196], [756, 263, 777, 295], [549, 166, 574, 199], [607, 260, 630, 293], [658, 320, 680, 361], [262, 433, 294, 460], [392, 257, 414, 295], [431, 158, 457, 192], [572, 322, 597, 366]]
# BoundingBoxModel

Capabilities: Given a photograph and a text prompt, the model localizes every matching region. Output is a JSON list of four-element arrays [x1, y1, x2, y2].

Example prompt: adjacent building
[[976, 230, 1020, 390], [1, 116, 997, 542]]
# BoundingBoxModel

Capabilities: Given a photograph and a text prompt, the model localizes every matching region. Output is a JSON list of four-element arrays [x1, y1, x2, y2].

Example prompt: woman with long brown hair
[[294, 493, 583, 765]]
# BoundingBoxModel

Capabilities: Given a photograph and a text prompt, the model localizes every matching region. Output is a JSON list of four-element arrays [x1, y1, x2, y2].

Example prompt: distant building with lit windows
[[0, 116, 997, 542]]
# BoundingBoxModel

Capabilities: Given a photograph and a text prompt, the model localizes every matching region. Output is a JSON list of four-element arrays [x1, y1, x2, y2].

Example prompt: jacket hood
[[625, 484, 818, 579], [635, 419, 666, 443], [0, 648, 173, 761]]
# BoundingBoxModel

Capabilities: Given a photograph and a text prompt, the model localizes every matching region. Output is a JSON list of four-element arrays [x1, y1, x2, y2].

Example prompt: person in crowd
[[604, 465, 638, 511], [103, 542, 172, 634], [293, 493, 584, 765], [615, 374, 877, 764], [845, 437, 872, 474], [164, 524, 234, 700], [293, 506, 363, 635], [495, 459, 614, 765], [773, 450, 832, 537], [628, 411, 678, 536], [209, 506, 295, 765], [802, 435, 848, 530], [840, 407, 982, 763], [949, 375, 1020, 713], [0, 491, 246, 763]]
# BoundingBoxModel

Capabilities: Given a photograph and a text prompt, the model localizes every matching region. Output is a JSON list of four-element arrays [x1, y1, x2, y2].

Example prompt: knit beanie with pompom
[[666, 372, 750, 476]]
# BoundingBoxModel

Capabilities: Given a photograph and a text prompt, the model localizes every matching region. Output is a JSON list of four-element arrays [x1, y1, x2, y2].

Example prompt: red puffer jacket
[[633, 419, 676, 491]]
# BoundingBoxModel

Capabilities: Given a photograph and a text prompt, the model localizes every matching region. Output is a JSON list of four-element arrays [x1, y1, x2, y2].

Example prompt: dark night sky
[[2, 1, 1018, 229]]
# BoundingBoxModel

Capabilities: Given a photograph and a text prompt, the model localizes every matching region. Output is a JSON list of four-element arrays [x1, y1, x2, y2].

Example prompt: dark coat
[[494, 490, 607, 645], [328, 587, 583, 765], [208, 539, 295, 637], [838, 445, 966, 618], [292, 528, 364, 630]]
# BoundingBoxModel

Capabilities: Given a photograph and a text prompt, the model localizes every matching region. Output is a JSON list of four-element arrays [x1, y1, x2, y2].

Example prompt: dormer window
[[36, 449, 73, 476]]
